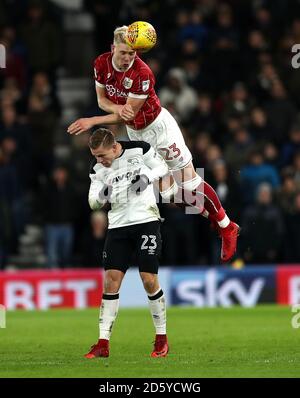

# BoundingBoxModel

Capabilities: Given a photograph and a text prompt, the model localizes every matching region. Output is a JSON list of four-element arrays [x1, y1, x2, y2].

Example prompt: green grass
[[0, 306, 299, 378]]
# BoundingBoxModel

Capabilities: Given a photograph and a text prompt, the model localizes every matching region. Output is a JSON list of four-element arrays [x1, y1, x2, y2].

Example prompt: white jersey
[[88, 141, 169, 229]]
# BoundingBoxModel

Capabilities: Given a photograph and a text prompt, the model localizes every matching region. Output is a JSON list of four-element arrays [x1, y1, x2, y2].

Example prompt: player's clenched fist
[[119, 104, 135, 121], [67, 118, 95, 135]]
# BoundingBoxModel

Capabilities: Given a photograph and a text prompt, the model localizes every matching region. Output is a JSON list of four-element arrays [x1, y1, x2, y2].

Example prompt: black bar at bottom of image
[[0, 378, 299, 395]]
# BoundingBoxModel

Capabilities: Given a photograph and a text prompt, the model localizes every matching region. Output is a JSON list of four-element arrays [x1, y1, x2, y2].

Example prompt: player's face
[[91, 144, 118, 167], [112, 43, 136, 71]]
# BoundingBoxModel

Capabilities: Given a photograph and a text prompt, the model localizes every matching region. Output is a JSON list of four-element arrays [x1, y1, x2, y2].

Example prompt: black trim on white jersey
[[89, 158, 97, 175], [119, 141, 151, 155]]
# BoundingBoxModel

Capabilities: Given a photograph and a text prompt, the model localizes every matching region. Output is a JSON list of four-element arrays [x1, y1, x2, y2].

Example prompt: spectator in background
[[27, 71, 60, 188], [240, 149, 280, 204], [177, 9, 208, 51], [252, 62, 279, 102], [0, 141, 23, 259], [241, 30, 270, 84], [191, 131, 213, 168], [277, 168, 298, 215], [41, 165, 77, 268], [264, 80, 297, 145], [252, 7, 274, 42], [263, 141, 280, 169], [81, 211, 107, 267], [159, 67, 197, 124], [222, 82, 255, 122], [210, 159, 242, 221], [207, 4, 240, 91], [0, 145, 13, 269], [84, 0, 120, 55], [280, 126, 300, 168], [0, 105, 32, 189], [160, 204, 199, 265], [189, 93, 217, 136], [0, 78, 23, 110], [0, 33, 26, 91], [19, 0, 62, 79], [293, 151, 300, 185], [224, 127, 254, 171], [241, 182, 284, 263], [249, 107, 274, 144]]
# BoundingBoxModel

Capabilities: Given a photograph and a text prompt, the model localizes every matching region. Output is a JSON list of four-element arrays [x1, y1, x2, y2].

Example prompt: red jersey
[[94, 52, 161, 130]]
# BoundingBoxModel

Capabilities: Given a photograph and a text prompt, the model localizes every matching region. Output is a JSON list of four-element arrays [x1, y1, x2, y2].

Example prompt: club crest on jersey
[[127, 157, 140, 165], [107, 73, 111, 79], [123, 77, 133, 89], [142, 80, 150, 92]]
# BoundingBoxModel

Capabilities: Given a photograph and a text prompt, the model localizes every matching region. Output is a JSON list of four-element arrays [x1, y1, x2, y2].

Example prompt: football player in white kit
[[84, 128, 169, 359]]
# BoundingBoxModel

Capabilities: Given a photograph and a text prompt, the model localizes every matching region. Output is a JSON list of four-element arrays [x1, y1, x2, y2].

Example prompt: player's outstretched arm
[[67, 113, 125, 135]]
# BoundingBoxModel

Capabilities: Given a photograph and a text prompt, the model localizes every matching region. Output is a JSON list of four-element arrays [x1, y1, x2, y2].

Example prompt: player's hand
[[67, 118, 95, 135], [119, 104, 135, 121], [131, 174, 150, 194]]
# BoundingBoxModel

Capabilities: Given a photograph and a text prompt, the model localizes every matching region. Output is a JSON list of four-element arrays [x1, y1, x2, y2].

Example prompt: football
[[125, 21, 157, 52]]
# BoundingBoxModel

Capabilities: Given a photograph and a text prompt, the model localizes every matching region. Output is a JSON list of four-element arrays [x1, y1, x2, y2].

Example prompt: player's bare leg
[[140, 272, 169, 358], [85, 269, 125, 358]]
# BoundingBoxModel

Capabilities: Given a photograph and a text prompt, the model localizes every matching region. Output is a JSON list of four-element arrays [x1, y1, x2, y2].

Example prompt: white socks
[[99, 289, 167, 339], [218, 214, 230, 228], [99, 292, 119, 340], [148, 288, 167, 335]]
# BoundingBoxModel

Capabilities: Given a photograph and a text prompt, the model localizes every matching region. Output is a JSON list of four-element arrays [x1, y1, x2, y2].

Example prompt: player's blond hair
[[113, 25, 128, 45]]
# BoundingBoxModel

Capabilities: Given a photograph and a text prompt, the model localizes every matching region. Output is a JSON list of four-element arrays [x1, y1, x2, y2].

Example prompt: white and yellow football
[[125, 21, 157, 53]]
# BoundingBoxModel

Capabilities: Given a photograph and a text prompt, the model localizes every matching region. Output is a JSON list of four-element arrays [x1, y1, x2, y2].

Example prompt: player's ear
[[111, 44, 115, 54]]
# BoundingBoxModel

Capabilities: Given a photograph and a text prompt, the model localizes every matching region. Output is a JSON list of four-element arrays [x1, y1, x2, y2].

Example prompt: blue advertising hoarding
[[170, 267, 276, 307]]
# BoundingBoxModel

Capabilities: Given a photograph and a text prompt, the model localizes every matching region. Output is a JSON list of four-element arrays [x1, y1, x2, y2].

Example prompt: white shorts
[[126, 107, 192, 171]]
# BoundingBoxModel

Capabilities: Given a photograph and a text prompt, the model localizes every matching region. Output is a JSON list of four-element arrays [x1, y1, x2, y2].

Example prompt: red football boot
[[84, 339, 109, 358], [219, 221, 240, 263], [151, 334, 169, 358]]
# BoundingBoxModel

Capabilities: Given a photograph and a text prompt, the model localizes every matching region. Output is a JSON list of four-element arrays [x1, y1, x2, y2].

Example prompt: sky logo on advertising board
[[171, 269, 267, 307]]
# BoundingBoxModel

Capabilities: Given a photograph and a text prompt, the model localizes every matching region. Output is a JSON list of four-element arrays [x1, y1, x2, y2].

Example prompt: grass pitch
[[0, 306, 299, 378]]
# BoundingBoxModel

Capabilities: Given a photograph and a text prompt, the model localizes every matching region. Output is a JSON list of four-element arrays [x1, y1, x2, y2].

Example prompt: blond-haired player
[[68, 25, 240, 262]]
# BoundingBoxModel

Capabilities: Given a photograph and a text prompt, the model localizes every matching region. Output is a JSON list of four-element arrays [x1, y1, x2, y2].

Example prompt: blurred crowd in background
[[1, 0, 300, 269]]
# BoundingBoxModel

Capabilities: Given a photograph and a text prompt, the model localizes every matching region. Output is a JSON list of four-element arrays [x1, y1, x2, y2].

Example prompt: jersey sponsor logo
[[127, 157, 140, 165], [106, 84, 128, 98], [111, 168, 141, 184], [123, 77, 133, 89], [142, 80, 150, 92]]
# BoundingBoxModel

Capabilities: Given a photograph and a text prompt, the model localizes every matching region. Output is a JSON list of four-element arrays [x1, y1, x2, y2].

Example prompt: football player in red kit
[[68, 26, 240, 262]]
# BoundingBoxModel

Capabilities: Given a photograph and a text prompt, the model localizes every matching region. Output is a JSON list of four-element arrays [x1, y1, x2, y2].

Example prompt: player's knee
[[104, 272, 121, 293], [160, 182, 179, 202], [140, 273, 157, 293], [180, 174, 203, 192]]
